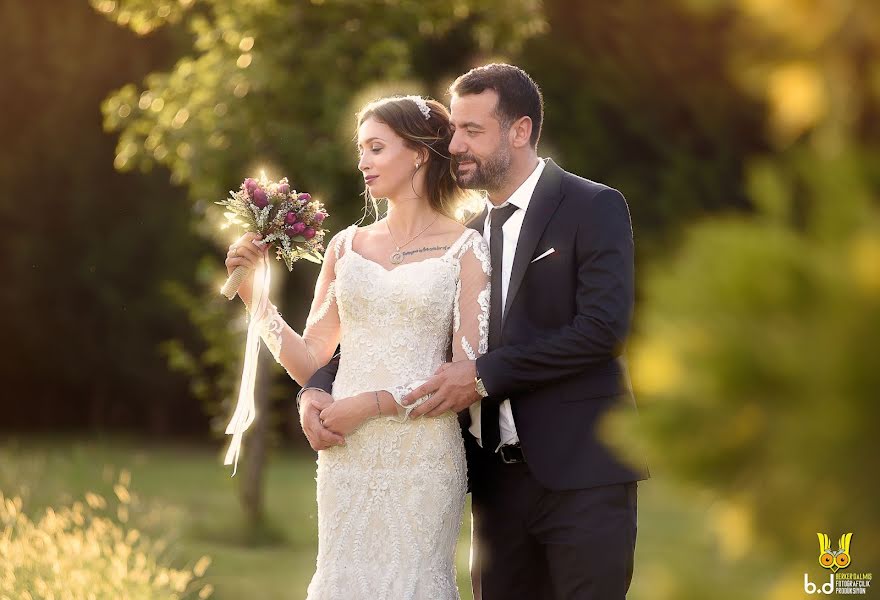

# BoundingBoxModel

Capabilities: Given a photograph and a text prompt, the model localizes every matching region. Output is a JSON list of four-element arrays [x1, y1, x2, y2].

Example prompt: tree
[[0, 0, 206, 434], [521, 0, 768, 257], [93, 0, 546, 529], [607, 1, 880, 597]]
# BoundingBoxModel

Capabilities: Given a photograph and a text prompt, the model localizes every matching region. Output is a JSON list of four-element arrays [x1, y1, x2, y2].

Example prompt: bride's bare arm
[[318, 390, 404, 435]]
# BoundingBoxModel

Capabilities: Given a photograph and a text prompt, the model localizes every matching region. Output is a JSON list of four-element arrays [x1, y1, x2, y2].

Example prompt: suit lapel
[[502, 159, 564, 329]]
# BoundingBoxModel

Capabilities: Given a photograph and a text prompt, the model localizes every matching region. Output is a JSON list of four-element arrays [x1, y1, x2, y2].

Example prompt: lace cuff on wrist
[[384, 379, 430, 423]]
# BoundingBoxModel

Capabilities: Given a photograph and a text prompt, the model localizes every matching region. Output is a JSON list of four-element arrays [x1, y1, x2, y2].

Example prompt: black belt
[[497, 443, 525, 464]]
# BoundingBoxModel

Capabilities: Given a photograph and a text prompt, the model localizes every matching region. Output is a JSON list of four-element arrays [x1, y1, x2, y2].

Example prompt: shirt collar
[[484, 157, 547, 215]]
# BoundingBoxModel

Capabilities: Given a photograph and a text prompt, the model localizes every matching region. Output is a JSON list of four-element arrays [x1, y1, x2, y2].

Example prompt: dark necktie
[[482, 203, 518, 452]]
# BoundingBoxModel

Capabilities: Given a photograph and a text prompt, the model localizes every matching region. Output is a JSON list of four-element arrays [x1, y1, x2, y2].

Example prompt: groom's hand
[[405, 360, 480, 418], [299, 389, 345, 450]]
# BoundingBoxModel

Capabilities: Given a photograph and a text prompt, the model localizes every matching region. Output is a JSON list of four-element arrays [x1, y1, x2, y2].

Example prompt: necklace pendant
[[390, 250, 404, 265]]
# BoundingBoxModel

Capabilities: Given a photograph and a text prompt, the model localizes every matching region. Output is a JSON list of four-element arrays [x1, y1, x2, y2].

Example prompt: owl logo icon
[[817, 532, 852, 572]]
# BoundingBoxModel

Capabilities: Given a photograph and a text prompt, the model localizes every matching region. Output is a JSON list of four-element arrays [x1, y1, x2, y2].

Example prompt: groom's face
[[449, 90, 512, 193]]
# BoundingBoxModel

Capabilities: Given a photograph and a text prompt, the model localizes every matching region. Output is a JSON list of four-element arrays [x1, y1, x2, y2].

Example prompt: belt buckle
[[499, 443, 523, 464]]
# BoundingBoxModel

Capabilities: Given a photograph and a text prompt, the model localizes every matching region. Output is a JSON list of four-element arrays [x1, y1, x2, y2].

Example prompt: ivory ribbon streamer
[[223, 241, 270, 477]]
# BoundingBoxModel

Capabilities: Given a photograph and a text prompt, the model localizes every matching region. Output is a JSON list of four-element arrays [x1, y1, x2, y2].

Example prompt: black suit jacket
[[306, 159, 650, 491]]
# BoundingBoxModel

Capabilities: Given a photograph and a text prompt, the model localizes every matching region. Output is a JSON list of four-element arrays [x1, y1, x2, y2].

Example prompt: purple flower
[[313, 212, 326, 224], [285, 211, 298, 225], [278, 183, 290, 196], [291, 222, 306, 235], [252, 188, 268, 208], [284, 226, 297, 237], [297, 193, 311, 202], [303, 227, 316, 240], [244, 178, 258, 195]]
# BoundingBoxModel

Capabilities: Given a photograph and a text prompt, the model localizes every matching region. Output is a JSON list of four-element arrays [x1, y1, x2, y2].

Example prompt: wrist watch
[[474, 365, 489, 398]]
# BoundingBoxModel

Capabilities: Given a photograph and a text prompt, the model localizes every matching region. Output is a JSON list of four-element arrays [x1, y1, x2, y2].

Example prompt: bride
[[224, 95, 490, 599]]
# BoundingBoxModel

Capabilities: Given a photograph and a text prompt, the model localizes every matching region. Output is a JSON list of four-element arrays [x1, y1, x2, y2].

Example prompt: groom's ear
[[510, 116, 533, 149]]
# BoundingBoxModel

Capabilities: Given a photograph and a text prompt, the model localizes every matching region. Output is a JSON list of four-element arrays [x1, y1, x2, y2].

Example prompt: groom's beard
[[452, 145, 512, 193]]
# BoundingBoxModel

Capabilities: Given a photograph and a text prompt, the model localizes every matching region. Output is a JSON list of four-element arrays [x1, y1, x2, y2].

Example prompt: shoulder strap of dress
[[337, 224, 357, 258], [329, 224, 353, 261], [448, 228, 479, 258]]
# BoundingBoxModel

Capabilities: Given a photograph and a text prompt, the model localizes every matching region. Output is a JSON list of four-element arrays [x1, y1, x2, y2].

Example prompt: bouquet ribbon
[[223, 241, 270, 477]]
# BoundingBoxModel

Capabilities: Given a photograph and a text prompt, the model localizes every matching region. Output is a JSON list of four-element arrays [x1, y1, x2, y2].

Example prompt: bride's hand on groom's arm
[[404, 360, 480, 418], [300, 389, 345, 450]]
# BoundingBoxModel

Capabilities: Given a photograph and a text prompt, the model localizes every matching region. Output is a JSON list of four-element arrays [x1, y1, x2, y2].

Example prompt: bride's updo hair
[[356, 96, 478, 222]]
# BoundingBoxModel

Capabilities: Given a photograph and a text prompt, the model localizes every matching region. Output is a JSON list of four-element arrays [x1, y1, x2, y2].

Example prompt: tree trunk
[[238, 351, 270, 526]]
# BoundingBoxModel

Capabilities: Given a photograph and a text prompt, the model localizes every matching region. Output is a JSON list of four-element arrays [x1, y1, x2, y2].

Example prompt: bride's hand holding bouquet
[[224, 231, 269, 310]]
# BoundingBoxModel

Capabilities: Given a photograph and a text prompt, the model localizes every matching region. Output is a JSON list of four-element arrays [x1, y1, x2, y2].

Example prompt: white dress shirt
[[469, 158, 546, 450]]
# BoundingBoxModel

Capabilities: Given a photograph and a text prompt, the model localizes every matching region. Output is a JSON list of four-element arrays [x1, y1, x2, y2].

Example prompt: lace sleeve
[[250, 229, 346, 386], [452, 232, 491, 363], [383, 231, 491, 422]]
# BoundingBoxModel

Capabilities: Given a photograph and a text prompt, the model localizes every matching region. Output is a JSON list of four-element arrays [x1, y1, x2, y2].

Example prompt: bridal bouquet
[[217, 174, 328, 299], [216, 173, 330, 476]]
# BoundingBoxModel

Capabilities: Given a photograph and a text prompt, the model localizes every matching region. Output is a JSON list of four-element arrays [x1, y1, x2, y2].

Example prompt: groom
[[299, 64, 649, 599]]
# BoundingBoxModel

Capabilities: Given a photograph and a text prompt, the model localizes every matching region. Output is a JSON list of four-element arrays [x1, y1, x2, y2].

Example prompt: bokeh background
[[2, 0, 878, 598]]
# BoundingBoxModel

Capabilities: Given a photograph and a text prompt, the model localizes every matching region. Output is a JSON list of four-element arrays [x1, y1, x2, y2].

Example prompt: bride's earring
[[414, 161, 421, 170]]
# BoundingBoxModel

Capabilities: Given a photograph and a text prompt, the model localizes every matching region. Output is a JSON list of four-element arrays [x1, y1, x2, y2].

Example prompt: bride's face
[[357, 117, 420, 201]]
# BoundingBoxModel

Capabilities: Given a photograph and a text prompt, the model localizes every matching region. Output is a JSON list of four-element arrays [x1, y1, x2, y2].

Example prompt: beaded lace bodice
[[256, 223, 491, 416]]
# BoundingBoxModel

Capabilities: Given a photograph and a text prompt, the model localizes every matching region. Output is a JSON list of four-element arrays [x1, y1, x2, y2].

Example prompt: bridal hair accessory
[[404, 95, 431, 120], [215, 172, 330, 476]]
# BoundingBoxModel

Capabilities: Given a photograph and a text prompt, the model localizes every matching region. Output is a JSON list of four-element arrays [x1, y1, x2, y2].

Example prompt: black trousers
[[470, 453, 638, 600]]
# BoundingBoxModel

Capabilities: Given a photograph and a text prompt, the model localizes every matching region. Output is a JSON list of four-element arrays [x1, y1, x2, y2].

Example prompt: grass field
[[0, 434, 774, 599]]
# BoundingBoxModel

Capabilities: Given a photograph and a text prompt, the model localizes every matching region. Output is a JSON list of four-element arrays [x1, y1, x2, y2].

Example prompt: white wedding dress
[[255, 223, 491, 599]]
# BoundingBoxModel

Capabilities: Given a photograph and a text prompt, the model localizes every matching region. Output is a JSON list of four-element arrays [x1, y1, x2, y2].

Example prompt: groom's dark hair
[[449, 63, 544, 148]]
